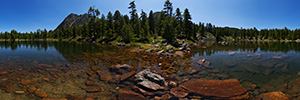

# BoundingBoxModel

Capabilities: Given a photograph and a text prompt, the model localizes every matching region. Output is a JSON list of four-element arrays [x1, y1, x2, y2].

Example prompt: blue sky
[[0, 0, 299, 33]]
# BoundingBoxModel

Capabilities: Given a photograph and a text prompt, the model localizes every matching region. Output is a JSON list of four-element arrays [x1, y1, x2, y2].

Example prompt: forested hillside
[[1, 0, 300, 42]]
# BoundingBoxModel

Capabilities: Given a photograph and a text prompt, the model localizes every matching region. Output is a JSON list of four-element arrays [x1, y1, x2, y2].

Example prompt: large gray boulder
[[135, 69, 166, 91]]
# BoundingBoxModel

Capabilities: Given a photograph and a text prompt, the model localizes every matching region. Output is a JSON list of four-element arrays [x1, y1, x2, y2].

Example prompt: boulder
[[182, 79, 248, 99], [256, 91, 291, 100], [135, 69, 166, 91], [118, 90, 146, 100]]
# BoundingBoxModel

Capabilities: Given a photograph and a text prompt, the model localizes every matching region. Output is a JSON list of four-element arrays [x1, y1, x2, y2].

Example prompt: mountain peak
[[55, 13, 91, 31]]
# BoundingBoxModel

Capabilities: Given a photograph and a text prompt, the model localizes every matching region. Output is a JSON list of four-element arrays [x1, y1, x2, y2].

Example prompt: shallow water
[[0, 41, 299, 99]]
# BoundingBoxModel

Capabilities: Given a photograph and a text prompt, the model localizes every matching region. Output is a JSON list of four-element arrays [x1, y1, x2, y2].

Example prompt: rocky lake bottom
[[0, 41, 299, 100]]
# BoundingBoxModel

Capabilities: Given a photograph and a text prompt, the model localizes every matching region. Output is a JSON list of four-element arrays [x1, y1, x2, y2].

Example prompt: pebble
[[15, 91, 25, 94]]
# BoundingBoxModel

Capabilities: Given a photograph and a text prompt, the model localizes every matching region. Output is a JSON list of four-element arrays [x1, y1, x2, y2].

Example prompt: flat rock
[[256, 91, 290, 100], [121, 71, 136, 81], [111, 64, 131, 70], [182, 79, 248, 99], [86, 87, 102, 93], [96, 70, 112, 82], [66, 94, 84, 100], [118, 90, 146, 100]]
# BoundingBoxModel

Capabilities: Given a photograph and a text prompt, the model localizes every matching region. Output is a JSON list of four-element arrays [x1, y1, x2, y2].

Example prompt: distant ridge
[[55, 13, 91, 31], [54, 11, 162, 32]]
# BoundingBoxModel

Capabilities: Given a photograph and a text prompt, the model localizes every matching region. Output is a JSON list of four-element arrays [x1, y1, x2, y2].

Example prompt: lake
[[0, 41, 299, 99]]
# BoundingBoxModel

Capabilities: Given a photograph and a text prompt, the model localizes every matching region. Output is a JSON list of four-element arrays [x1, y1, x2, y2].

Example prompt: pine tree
[[183, 8, 192, 39], [107, 12, 114, 38], [158, 11, 165, 36], [162, 16, 175, 42], [149, 10, 155, 37], [140, 10, 150, 42], [174, 8, 182, 37], [128, 0, 137, 24], [163, 0, 173, 16], [114, 10, 122, 36]]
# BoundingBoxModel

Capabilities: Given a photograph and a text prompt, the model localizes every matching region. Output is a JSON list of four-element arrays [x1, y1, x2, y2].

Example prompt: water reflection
[[190, 42, 300, 94], [193, 42, 300, 57]]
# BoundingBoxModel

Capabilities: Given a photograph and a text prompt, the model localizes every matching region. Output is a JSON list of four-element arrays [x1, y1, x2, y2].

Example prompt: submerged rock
[[197, 59, 211, 68], [272, 56, 282, 59], [135, 69, 166, 91], [182, 79, 248, 99], [27, 86, 37, 93], [170, 87, 189, 98], [0, 71, 8, 75], [121, 71, 136, 81], [96, 70, 112, 82], [256, 91, 291, 100], [5, 85, 13, 93], [38, 64, 53, 68], [118, 90, 146, 100], [228, 52, 236, 56], [86, 87, 102, 93], [35, 89, 48, 98], [112, 64, 132, 70], [66, 94, 84, 100]]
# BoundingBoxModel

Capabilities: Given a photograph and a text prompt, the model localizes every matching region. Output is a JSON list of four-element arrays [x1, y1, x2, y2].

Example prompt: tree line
[[1, 0, 300, 43]]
